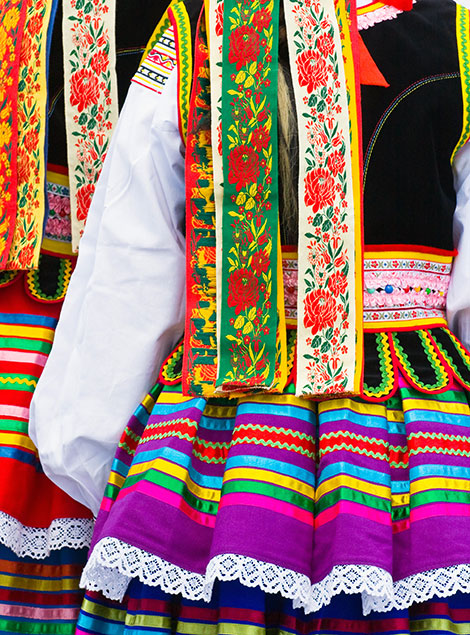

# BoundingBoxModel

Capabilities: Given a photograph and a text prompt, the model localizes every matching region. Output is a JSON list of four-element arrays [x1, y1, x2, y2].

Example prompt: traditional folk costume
[[29, 0, 470, 632], [0, 2, 165, 632]]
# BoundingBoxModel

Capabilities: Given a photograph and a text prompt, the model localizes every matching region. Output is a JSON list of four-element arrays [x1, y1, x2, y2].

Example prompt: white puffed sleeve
[[447, 140, 470, 350], [29, 68, 186, 515]]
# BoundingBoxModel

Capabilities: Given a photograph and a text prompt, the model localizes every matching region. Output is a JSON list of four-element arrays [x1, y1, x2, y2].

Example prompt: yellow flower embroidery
[[0, 28, 8, 60], [4, 7, 20, 31], [0, 121, 11, 146]]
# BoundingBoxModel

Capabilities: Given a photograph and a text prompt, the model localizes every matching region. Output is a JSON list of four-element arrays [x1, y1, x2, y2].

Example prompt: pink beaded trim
[[283, 252, 452, 326]]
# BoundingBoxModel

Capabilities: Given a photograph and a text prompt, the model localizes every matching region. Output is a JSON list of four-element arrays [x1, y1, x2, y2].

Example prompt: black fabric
[[430, 327, 470, 384], [360, 0, 462, 250], [33, 254, 66, 298], [47, 1, 167, 167], [393, 329, 444, 387], [363, 332, 387, 391]]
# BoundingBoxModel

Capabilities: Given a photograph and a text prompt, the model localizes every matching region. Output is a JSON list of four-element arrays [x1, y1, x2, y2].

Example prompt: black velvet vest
[[360, 0, 463, 250]]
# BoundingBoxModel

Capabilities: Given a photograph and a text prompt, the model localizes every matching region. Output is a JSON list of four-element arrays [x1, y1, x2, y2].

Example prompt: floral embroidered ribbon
[[63, 0, 118, 251], [185, 0, 363, 397], [0, 0, 28, 269], [7, 0, 57, 270], [212, 0, 281, 391], [285, 0, 363, 395]]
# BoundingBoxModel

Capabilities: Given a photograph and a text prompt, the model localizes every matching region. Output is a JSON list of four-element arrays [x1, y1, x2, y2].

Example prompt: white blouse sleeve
[[29, 68, 186, 515], [447, 140, 470, 350]]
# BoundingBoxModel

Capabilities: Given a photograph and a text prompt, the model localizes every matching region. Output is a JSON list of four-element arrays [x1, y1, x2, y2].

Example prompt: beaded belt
[[282, 247, 453, 331]]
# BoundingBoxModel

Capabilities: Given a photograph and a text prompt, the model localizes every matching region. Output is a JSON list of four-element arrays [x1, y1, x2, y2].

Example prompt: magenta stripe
[[411, 502, 470, 522], [315, 500, 391, 528], [219, 492, 314, 526], [0, 604, 79, 619]]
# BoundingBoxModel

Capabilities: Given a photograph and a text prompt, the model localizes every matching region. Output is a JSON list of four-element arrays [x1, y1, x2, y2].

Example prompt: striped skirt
[[78, 366, 470, 630]]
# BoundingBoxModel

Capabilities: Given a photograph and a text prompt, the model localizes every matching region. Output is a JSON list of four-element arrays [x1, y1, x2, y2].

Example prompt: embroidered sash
[[0, 0, 27, 269], [63, 0, 118, 251]]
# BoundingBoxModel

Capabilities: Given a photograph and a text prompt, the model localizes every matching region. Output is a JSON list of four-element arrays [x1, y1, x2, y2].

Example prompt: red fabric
[[387, 0, 413, 10]]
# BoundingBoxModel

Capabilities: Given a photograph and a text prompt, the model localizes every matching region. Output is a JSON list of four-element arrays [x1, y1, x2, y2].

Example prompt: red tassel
[[387, 0, 413, 10]]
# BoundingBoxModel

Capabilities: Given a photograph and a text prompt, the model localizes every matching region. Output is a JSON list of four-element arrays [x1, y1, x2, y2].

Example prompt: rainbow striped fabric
[[77, 582, 470, 635], [82, 370, 470, 619], [0, 268, 93, 634]]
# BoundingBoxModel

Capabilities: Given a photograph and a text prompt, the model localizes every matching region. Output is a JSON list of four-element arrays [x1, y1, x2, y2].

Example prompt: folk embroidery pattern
[[0, 0, 27, 269], [217, 0, 280, 391], [183, 10, 218, 397], [63, 0, 118, 250], [6, 0, 52, 270], [286, 0, 358, 395]]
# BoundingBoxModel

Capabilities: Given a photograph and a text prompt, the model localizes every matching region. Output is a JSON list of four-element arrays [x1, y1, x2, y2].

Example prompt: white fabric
[[448, 140, 470, 350], [29, 69, 185, 515]]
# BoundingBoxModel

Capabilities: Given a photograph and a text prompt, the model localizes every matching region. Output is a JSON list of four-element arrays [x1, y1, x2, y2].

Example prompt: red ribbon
[[387, 0, 413, 10]]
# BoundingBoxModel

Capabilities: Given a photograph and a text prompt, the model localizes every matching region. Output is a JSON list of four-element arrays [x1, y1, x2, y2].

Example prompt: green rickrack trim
[[25, 256, 72, 302], [430, 327, 470, 389], [363, 332, 395, 398], [159, 341, 184, 385], [452, 4, 470, 161], [0, 270, 20, 287], [170, 1, 192, 142], [391, 330, 448, 392]]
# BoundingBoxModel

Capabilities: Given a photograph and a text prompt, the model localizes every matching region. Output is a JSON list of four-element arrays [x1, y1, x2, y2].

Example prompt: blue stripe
[[320, 406, 405, 434], [0, 313, 58, 327], [236, 401, 316, 424]]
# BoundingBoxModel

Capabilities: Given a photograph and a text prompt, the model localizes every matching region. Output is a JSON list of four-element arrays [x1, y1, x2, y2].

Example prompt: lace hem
[[80, 536, 394, 612], [357, 3, 416, 31], [363, 564, 470, 614], [0, 511, 94, 559]]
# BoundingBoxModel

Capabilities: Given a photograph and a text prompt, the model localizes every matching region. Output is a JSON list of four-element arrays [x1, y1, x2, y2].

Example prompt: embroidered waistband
[[282, 248, 452, 331]]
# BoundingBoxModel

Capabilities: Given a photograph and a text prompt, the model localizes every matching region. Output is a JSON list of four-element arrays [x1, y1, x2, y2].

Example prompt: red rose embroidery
[[19, 244, 35, 268], [20, 36, 32, 67], [228, 145, 260, 192], [76, 183, 95, 221], [70, 69, 100, 113], [228, 26, 260, 71], [328, 271, 348, 297], [90, 50, 109, 76], [327, 150, 345, 177], [215, 2, 224, 36], [316, 33, 335, 58], [23, 129, 38, 154], [227, 268, 260, 315], [253, 8, 271, 32], [28, 13, 43, 37], [251, 125, 270, 152], [296, 49, 328, 93], [304, 168, 335, 213], [17, 149, 30, 185], [251, 249, 270, 276], [304, 289, 338, 335]]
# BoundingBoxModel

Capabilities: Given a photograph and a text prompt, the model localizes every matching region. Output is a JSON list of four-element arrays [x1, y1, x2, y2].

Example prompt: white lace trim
[[82, 537, 470, 614], [80, 536, 395, 613], [357, 3, 416, 31], [363, 564, 470, 614], [0, 511, 94, 559]]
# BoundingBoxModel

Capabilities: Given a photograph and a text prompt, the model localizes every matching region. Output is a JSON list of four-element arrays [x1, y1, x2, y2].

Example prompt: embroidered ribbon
[[183, 6, 218, 397], [5, 0, 56, 270], [214, 0, 281, 391], [284, 0, 363, 395], [0, 0, 27, 269], [63, 0, 118, 251]]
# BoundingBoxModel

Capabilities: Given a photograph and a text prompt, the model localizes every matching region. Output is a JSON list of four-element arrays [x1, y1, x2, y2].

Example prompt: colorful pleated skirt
[[0, 252, 93, 633], [78, 351, 470, 632]]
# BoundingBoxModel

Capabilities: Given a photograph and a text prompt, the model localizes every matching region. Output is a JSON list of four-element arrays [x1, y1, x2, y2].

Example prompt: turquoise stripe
[[391, 480, 410, 494], [77, 613, 124, 635], [0, 313, 57, 327], [133, 403, 154, 425], [318, 461, 391, 487], [404, 409, 470, 427], [320, 407, 405, 434], [110, 458, 131, 478], [226, 453, 316, 487], [236, 401, 316, 424], [199, 414, 236, 431], [410, 464, 470, 480]]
